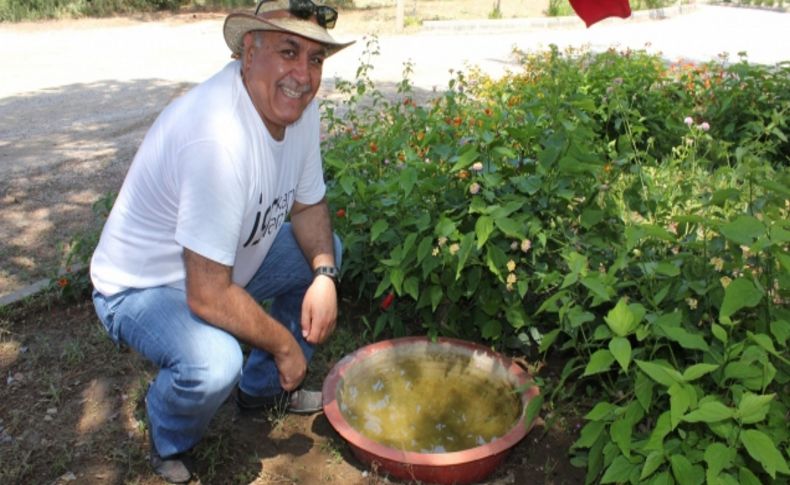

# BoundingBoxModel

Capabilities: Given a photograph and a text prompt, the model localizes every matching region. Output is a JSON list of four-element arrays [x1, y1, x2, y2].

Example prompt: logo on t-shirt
[[242, 188, 295, 248]]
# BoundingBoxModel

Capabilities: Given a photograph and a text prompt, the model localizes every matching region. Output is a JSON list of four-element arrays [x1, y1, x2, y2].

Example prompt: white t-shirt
[[90, 61, 326, 296]]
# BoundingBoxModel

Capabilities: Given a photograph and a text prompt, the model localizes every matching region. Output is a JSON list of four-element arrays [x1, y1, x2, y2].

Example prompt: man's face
[[241, 27, 326, 140]]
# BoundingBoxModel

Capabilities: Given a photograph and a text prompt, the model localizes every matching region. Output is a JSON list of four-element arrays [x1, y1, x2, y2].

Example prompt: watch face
[[316, 266, 339, 279]]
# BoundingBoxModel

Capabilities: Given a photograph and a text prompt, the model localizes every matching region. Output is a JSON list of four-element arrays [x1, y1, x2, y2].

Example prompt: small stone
[[44, 415, 53, 422], [47, 407, 58, 415], [60, 471, 77, 481]]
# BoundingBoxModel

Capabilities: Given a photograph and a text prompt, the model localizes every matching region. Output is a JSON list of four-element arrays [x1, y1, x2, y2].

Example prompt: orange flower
[[604, 163, 612, 173], [369, 142, 378, 153], [458, 170, 469, 180], [336, 208, 346, 218], [484, 108, 493, 116], [57, 277, 69, 288], [416, 131, 425, 141], [452, 116, 462, 127]]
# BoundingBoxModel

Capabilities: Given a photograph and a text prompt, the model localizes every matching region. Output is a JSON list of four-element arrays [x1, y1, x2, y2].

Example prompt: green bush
[[321, 40, 789, 483]]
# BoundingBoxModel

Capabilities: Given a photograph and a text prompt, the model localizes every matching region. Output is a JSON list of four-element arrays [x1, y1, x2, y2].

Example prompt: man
[[89, 1, 353, 482]]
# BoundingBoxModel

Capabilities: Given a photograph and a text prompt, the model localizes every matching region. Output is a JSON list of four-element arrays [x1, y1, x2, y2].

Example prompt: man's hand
[[300, 274, 338, 344], [184, 248, 308, 390]]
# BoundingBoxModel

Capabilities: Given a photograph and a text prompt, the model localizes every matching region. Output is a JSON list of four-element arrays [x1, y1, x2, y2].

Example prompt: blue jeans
[[92, 224, 342, 457]]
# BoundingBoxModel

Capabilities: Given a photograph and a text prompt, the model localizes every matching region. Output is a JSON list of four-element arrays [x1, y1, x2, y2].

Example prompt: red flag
[[569, 0, 632, 27]]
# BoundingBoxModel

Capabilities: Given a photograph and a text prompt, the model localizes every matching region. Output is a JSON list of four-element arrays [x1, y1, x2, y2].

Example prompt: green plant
[[321, 43, 789, 483], [49, 191, 115, 302]]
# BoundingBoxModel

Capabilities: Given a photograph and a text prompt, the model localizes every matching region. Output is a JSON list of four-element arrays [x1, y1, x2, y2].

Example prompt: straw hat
[[223, 0, 354, 58]]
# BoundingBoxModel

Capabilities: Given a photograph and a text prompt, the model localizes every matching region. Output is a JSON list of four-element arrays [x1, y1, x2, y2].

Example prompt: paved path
[[0, 5, 788, 301]]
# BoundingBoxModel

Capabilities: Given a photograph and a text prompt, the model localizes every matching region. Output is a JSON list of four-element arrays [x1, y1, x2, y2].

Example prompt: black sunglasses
[[255, 0, 338, 29]]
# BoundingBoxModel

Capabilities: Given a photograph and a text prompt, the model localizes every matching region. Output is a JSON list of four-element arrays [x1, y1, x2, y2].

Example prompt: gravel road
[[1, 5, 788, 300]]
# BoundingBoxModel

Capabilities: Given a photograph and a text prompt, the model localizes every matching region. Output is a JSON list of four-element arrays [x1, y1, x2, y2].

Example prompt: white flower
[[699, 121, 710, 132], [469, 182, 481, 195], [471, 162, 484, 172], [684, 116, 694, 126]]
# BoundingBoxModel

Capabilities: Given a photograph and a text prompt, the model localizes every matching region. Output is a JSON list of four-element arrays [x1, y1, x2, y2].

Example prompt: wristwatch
[[313, 265, 340, 285]]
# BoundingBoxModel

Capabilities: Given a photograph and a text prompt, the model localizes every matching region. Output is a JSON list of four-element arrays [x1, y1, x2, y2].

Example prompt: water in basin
[[336, 345, 522, 453]]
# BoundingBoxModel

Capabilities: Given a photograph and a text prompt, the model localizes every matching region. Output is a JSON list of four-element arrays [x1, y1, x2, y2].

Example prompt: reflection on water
[[338, 349, 520, 453]]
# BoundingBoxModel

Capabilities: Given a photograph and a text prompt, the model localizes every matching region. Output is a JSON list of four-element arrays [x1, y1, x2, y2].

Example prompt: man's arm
[[290, 197, 338, 345], [183, 248, 306, 391]]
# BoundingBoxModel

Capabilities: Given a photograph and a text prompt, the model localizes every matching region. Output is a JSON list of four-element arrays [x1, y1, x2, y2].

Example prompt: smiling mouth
[[282, 86, 303, 99]]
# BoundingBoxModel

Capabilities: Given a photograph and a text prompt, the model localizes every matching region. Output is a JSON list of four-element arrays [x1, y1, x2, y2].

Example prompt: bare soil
[[0, 292, 586, 484]]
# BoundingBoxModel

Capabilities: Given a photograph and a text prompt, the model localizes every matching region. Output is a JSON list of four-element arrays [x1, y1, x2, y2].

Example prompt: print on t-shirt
[[242, 188, 296, 248]]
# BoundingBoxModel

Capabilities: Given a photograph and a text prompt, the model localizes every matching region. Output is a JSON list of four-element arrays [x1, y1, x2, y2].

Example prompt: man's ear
[[241, 32, 255, 69]]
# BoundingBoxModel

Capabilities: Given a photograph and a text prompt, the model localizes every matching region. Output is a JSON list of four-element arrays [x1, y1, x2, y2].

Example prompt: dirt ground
[[0, 292, 586, 485]]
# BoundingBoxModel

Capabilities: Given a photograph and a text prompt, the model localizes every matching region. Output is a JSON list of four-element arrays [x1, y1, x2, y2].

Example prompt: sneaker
[[235, 387, 323, 415], [148, 424, 193, 484]]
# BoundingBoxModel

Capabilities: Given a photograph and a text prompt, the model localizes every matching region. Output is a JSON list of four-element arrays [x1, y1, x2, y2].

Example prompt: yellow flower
[[686, 297, 698, 310], [449, 243, 460, 255], [432, 247, 440, 257], [520, 239, 531, 253], [438, 236, 448, 247], [709, 257, 724, 272], [507, 260, 516, 272], [720, 276, 732, 288], [506, 273, 517, 285]]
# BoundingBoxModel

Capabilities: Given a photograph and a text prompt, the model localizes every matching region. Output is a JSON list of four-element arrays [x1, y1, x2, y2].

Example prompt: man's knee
[[171, 340, 243, 405]]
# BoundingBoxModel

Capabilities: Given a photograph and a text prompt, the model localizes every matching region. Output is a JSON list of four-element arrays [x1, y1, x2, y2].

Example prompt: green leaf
[[538, 328, 560, 353], [719, 215, 765, 245], [668, 382, 692, 429], [640, 451, 665, 481], [671, 454, 704, 485], [601, 455, 637, 484], [649, 471, 673, 485], [574, 420, 605, 449], [481, 320, 502, 339], [661, 326, 710, 352], [454, 232, 476, 279], [771, 319, 790, 346], [609, 336, 632, 372], [403, 276, 419, 301], [605, 298, 639, 337], [371, 219, 389, 242], [737, 393, 775, 424], [636, 360, 683, 387], [712, 323, 728, 344], [428, 285, 443, 312], [416, 236, 433, 263], [494, 216, 526, 239], [399, 166, 418, 196], [739, 467, 763, 485], [610, 417, 632, 458], [704, 442, 735, 479], [682, 401, 734, 423], [739, 429, 790, 478], [524, 394, 543, 429], [583, 349, 615, 376], [475, 215, 495, 249], [451, 147, 479, 170], [644, 411, 671, 451], [581, 275, 614, 302], [585, 401, 619, 421], [720, 278, 763, 323], [635, 371, 654, 412], [682, 363, 719, 382], [435, 216, 456, 238]]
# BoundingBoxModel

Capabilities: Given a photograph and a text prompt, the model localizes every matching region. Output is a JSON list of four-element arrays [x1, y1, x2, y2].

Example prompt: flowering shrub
[[322, 41, 789, 483]]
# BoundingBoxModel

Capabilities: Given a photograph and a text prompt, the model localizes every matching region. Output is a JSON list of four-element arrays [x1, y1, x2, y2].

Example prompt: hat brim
[[223, 13, 354, 58]]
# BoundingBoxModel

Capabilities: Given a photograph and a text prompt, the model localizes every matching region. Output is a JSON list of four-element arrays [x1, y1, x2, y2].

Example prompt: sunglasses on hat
[[255, 0, 338, 29]]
